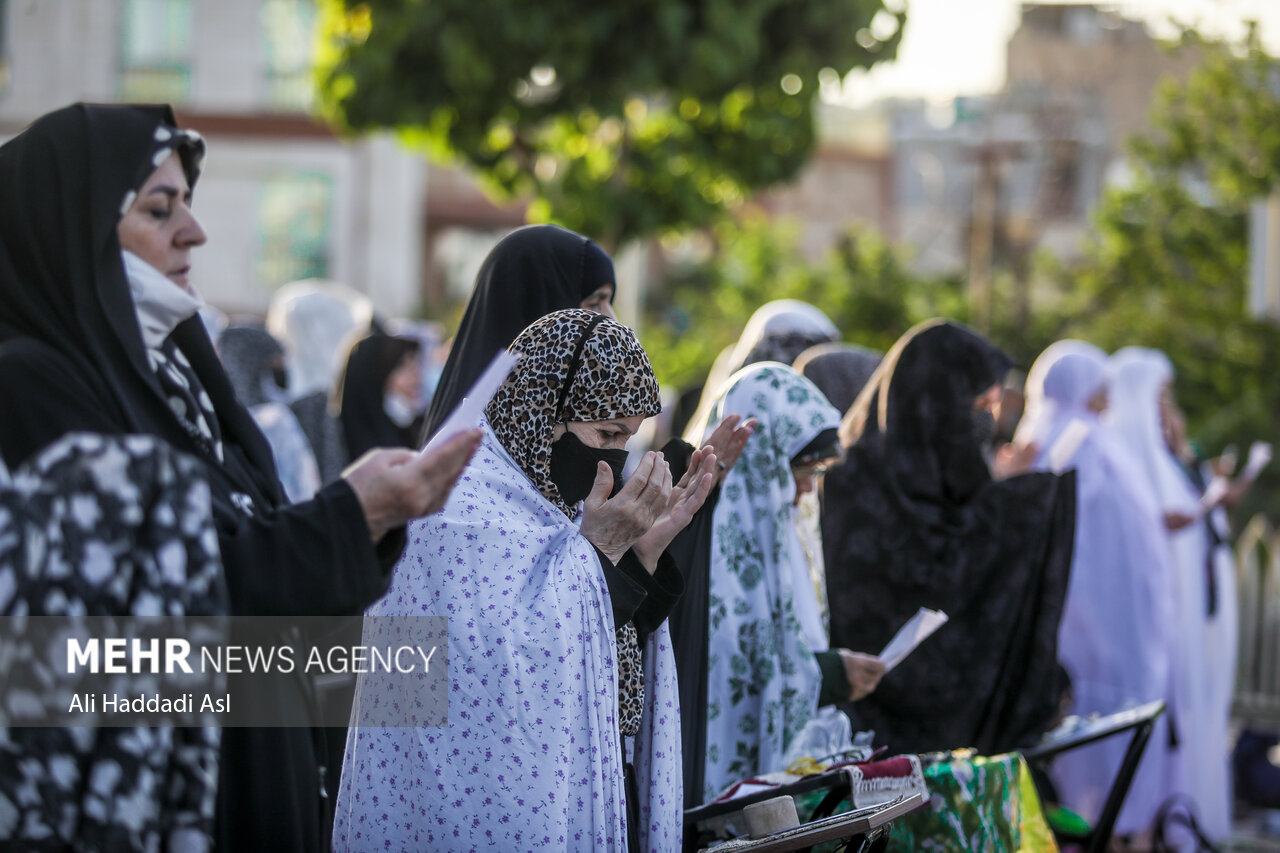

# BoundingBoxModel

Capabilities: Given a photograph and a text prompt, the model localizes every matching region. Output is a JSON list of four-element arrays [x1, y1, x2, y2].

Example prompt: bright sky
[[836, 0, 1280, 106]]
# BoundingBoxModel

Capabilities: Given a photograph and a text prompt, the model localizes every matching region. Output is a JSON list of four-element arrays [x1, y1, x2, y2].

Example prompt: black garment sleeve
[[592, 546, 685, 636], [814, 650, 852, 708], [218, 478, 400, 616], [630, 551, 684, 640], [659, 438, 695, 484], [0, 341, 404, 618], [593, 545, 649, 627]]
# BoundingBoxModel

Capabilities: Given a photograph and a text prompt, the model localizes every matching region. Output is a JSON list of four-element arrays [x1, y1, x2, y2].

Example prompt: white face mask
[[122, 250, 204, 349], [383, 391, 420, 428]]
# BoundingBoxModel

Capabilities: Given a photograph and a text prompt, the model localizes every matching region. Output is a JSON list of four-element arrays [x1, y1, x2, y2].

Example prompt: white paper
[[1198, 476, 1230, 514], [1198, 441, 1271, 514], [1242, 441, 1272, 482], [420, 350, 521, 454], [1046, 418, 1092, 475], [877, 607, 948, 672]]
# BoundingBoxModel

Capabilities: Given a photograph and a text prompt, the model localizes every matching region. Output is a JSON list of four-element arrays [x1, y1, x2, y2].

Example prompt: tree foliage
[[1045, 25, 1280, 460], [640, 213, 965, 390], [315, 0, 904, 248]]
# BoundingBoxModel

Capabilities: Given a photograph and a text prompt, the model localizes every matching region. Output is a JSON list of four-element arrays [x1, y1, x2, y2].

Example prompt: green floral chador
[[702, 362, 840, 801]]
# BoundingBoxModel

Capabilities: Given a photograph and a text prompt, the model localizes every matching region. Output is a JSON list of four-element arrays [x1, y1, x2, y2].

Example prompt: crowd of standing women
[[0, 102, 1255, 852]]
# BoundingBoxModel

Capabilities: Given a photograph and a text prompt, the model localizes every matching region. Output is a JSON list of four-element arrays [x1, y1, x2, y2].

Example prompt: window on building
[[258, 172, 333, 289], [261, 0, 317, 112], [119, 0, 194, 103]]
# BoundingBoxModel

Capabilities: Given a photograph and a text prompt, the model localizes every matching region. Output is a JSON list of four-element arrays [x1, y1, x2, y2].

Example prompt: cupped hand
[[342, 428, 482, 542], [579, 451, 670, 565], [632, 447, 717, 572]]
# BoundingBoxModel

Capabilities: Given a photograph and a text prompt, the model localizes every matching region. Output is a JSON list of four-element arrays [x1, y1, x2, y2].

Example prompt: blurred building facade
[[0, 1, 1208, 318], [891, 3, 1203, 278], [0, 0, 425, 318]]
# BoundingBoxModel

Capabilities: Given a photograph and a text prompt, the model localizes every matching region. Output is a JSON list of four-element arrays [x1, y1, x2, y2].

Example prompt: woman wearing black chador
[[0, 103, 480, 851]]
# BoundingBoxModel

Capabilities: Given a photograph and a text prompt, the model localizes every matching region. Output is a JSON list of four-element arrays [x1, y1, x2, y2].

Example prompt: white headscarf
[[684, 300, 838, 445], [1106, 347, 1199, 514], [1023, 341, 1180, 834], [123, 250, 204, 350], [1015, 339, 1105, 451], [265, 279, 373, 398], [1104, 346, 1233, 841]]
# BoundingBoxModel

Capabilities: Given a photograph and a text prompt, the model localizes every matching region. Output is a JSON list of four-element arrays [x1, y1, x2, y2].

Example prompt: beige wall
[[0, 0, 428, 320], [1006, 8, 1203, 155]]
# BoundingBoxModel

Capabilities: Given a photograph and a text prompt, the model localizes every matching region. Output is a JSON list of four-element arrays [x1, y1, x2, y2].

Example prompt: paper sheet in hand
[[1242, 441, 1273, 481], [877, 607, 948, 672], [1199, 442, 1271, 514], [1047, 418, 1092, 474], [421, 350, 520, 454], [1198, 477, 1230, 514]]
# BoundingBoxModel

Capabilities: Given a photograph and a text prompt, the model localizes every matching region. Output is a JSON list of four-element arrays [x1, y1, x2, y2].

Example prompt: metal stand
[[1021, 700, 1166, 853]]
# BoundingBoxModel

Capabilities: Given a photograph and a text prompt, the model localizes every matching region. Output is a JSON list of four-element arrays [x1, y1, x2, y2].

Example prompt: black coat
[[0, 103, 402, 851]]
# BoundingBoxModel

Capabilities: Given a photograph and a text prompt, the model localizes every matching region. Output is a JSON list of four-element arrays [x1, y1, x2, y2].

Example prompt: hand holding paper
[[877, 607, 948, 672], [1242, 441, 1272, 482], [421, 350, 520, 454], [1199, 441, 1271, 514]]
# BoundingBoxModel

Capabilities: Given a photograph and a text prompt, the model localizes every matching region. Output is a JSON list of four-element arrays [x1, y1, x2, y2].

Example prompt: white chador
[[1017, 341, 1180, 835], [1107, 347, 1233, 842], [334, 423, 682, 851]]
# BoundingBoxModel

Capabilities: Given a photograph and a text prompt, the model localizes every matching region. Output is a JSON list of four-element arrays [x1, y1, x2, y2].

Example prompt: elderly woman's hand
[[580, 451, 669, 565], [837, 649, 886, 702], [343, 428, 482, 543], [632, 447, 717, 572]]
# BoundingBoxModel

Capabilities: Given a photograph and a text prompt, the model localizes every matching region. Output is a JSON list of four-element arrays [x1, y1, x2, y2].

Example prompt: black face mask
[[971, 408, 998, 452], [549, 429, 628, 505]]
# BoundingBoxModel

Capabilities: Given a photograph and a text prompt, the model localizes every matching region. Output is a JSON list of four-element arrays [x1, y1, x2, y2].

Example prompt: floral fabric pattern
[[0, 433, 225, 852], [702, 363, 840, 801], [887, 753, 1058, 853], [335, 422, 682, 852]]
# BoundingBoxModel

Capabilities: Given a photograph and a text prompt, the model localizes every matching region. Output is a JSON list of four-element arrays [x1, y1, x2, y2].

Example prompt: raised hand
[[704, 414, 756, 487], [632, 448, 717, 572], [993, 441, 1038, 480], [579, 451, 670, 565]]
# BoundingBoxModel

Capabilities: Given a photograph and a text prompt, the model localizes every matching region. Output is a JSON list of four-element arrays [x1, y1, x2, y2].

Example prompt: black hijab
[[420, 224, 615, 438], [334, 333, 421, 460], [822, 319, 1076, 755], [0, 103, 282, 510], [793, 342, 883, 417]]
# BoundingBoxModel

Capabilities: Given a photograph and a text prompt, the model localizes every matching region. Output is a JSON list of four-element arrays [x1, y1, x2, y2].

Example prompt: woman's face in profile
[[117, 152, 207, 290], [579, 284, 616, 319]]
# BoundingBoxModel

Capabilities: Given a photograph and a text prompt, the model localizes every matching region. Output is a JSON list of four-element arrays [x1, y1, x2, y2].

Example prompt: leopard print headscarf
[[486, 309, 661, 518]]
